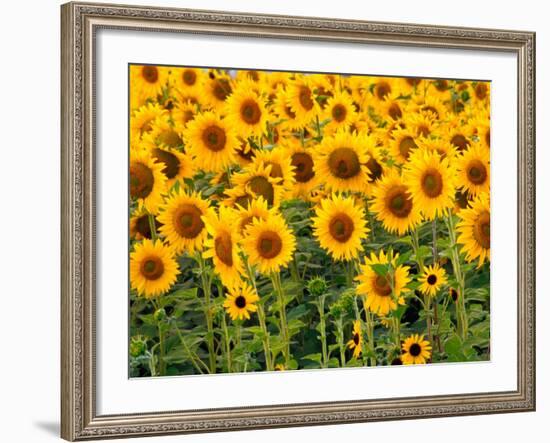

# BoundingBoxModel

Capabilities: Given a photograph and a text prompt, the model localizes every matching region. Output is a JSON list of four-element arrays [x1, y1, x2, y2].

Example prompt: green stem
[[272, 272, 290, 366], [244, 260, 273, 371], [173, 322, 209, 374], [318, 293, 328, 368], [363, 305, 376, 366], [335, 316, 346, 367], [197, 255, 216, 373], [445, 210, 468, 339], [220, 309, 232, 373], [148, 213, 157, 241]]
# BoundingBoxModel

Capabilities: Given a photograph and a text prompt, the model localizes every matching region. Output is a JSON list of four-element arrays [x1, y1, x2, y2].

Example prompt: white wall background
[[0, 0, 545, 442]]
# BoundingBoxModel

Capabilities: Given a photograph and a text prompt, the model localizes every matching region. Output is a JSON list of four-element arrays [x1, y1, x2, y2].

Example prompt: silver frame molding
[[61, 2, 536, 440]]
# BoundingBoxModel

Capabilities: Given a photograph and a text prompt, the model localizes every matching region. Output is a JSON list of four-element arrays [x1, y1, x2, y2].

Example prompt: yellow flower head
[[203, 205, 244, 288], [130, 239, 180, 298], [418, 264, 448, 297], [456, 142, 490, 197], [129, 147, 167, 214], [312, 194, 369, 261], [242, 212, 296, 275], [223, 283, 260, 321], [183, 111, 239, 172], [355, 249, 411, 316], [157, 189, 211, 254], [456, 191, 490, 267], [346, 320, 363, 358], [401, 334, 432, 365], [224, 81, 268, 138], [370, 169, 422, 236]]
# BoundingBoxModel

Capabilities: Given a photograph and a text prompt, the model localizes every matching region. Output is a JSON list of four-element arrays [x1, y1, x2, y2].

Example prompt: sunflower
[[146, 145, 195, 188], [285, 142, 319, 198], [223, 283, 260, 321], [401, 334, 432, 365], [314, 130, 370, 193], [456, 192, 490, 267], [379, 95, 405, 122], [468, 112, 491, 151], [418, 264, 448, 297], [130, 102, 166, 142], [272, 88, 305, 131], [230, 161, 285, 208], [417, 137, 456, 160], [171, 67, 204, 97], [157, 189, 211, 254], [203, 205, 244, 288], [234, 197, 273, 234], [389, 127, 419, 164], [183, 111, 239, 172], [403, 111, 438, 139], [130, 239, 180, 298], [355, 250, 411, 316], [323, 90, 358, 133], [201, 72, 233, 110], [312, 194, 368, 261], [403, 148, 455, 220], [370, 77, 399, 103], [224, 83, 268, 138], [146, 115, 184, 150], [252, 147, 296, 195], [130, 210, 162, 241], [286, 75, 321, 127], [242, 212, 296, 275], [172, 101, 198, 130], [130, 64, 169, 101], [370, 170, 422, 236], [456, 142, 490, 197], [129, 148, 167, 213], [346, 320, 362, 358]]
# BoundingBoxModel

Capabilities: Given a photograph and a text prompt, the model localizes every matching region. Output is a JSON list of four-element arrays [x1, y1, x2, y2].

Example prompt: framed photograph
[[61, 1, 536, 440]]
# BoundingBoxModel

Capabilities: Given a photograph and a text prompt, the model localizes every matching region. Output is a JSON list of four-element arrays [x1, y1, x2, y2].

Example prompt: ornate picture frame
[[61, 2, 535, 440]]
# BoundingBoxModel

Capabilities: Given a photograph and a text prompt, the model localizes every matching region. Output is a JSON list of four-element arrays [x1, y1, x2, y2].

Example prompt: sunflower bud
[[154, 308, 167, 322], [130, 336, 147, 358], [307, 276, 327, 296]]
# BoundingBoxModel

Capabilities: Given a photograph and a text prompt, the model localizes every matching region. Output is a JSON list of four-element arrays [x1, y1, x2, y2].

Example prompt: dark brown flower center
[[353, 333, 360, 346], [423, 106, 440, 119], [418, 124, 430, 137], [152, 148, 180, 179], [407, 78, 421, 87], [375, 81, 391, 100], [130, 162, 154, 199], [248, 176, 274, 205], [257, 230, 283, 259], [173, 204, 204, 239], [299, 86, 314, 110], [236, 141, 254, 161], [473, 210, 491, 249], [455, 190, 470, 209], [485, 129, 491, 147], [140, 256, 164, 280], [202, 125, 227, 152], [399, 136, 418, 160], [291, 152, 315, 183], [134, 214, 161, 239], [427, 274, 437, 285], [451, 134, 469, 152], [235, 295, 246, 308], [329, 213, 354, 243], [157, 129, 183, 148], [391, 357, 403, 365], [434, 80, 448, 92], [409, 343, 422, 357], [389, 103, 403, 120], [234, 194, 252, 209], [331, 104, 347, 122], [421, 169, 444, 198], [141, 66, 158, 84], [328, 147, 361, 179], [182, 69, 196, 86], [215, 231, 233, 266], [366, 157, 383, 183], [475, 83, 488, 100], [373, 274, 392, 297], [213, 78, 232, 101], [467, 160, 488, 185], [240, 99, 262, 125], [386, 186, 413, 218]]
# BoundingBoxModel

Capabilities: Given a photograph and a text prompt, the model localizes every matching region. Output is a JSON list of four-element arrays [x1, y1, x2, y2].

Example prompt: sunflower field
[[129, 65, 490, 376]]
